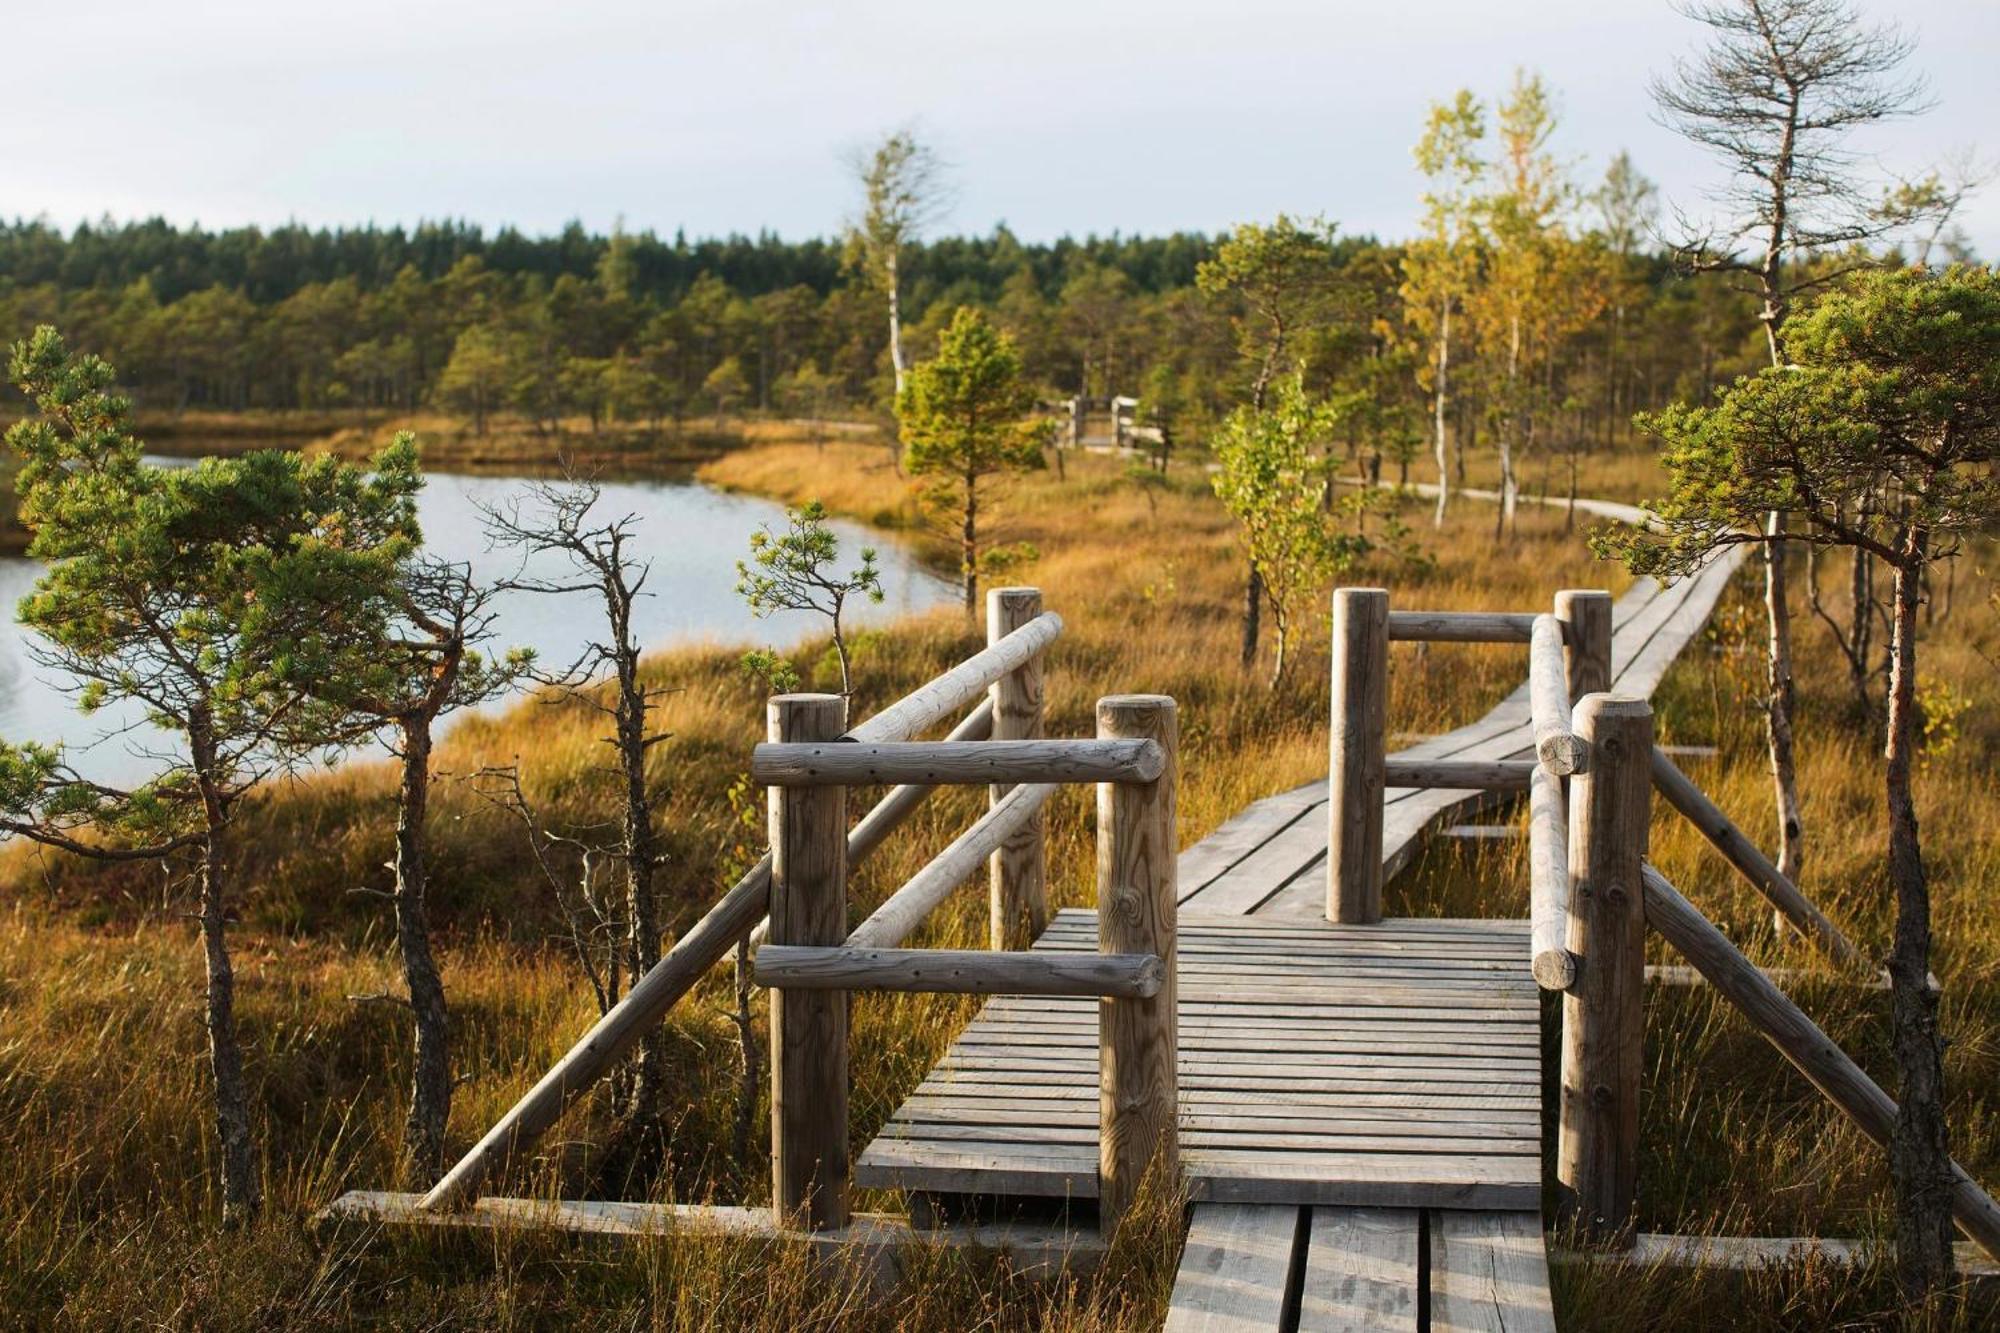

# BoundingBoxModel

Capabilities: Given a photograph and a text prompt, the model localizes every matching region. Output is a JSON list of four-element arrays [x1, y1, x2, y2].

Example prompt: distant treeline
[[0, 214, 1759, 458], [0, 217, 1215, 308]]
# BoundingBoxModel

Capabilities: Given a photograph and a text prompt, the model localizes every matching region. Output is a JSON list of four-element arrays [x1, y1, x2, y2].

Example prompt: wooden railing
[[1327, 582, 2000, 1262], [422, 586, 1178, 1231], [422, 588, 1064, 1211], [750, 686, 1179, 1231], [1327, 585, 1613, 925]]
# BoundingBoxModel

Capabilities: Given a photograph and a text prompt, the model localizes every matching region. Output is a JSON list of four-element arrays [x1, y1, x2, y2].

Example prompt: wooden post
[[988, 587, 1048, 950], [767, 694, 849, 1230], [1097, 694, 1178, 1229], [1554, 589, 1613, 703], [1329, 588, 1389, 924], [1558, 693, 1652, 1246]]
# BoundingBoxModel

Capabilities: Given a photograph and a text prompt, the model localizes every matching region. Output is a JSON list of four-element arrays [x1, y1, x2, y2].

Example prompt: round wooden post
[[1557, 693, 1652, 1246], [767, 693, 849, 1230], [988, 587, 1048, 950], [1097, 694, 1178, 1229], [1554, 589, 1613, 704], [1329, 588, 1389, 924]]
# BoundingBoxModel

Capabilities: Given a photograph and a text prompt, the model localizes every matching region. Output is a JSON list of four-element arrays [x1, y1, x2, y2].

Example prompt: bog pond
[[0, 464, 954, 787]]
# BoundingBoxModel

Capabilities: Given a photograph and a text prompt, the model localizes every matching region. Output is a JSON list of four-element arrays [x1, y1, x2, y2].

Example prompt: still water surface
[[0, 466, 953, 787]]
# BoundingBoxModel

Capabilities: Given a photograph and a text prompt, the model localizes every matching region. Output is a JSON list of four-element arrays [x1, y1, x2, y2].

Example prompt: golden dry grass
[[1, 439, 1994, 1327]]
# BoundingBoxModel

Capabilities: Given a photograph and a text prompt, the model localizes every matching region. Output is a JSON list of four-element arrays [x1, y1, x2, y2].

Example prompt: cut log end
[[1536, 733, 1587, 777], [1532, 947, 1580, 992]]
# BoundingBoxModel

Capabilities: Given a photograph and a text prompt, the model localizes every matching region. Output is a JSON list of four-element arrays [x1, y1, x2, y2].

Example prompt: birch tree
[[1211, 373, 1368, 687], [1651, 0, 1932, 882], [1464, 72, 1608, 539], [1401, 91, 1486, 527], [846, 129, 951, 401]]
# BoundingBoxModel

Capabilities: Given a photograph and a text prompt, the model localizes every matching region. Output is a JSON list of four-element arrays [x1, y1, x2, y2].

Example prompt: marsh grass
[[1, 441, 1993, 1327]]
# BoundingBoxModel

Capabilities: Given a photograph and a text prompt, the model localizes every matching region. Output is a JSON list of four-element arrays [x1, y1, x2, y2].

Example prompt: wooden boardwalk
[[858, 911, 1540, 1208], [852, 553, 1742, 1331]]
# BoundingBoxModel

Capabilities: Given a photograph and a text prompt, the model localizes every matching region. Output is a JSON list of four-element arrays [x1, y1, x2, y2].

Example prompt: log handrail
[[846, 611, 1063, 744], [1641, 865, 2000, 1261], [1387, 610, 1567, 644], [754, 945, 1164, 999], [1530, 615, 1586, 776], [422, 614, 1062, 1213], [1528, 765, 1576, 991], [751, 738, 1162, 788], [1382, 758, 1536, 791], [848, 781, 1058, 949]]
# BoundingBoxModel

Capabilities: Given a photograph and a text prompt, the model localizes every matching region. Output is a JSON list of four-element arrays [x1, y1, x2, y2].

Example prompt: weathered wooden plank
[[1386, 610, 1542, 643], [1163, 1204, 1302, 1332], [318, 1191, 1105, 1277], [877, 1122, 1536, 1156], [756, 946, 1162, 998], [1428, 1211, 1557, 1333], [1296, 1207, 1420, 1332], [751, 737, 1160, 787]]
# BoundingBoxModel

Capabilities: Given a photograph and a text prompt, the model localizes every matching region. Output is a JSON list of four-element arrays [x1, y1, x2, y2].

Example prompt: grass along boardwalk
[[323, 545, 2000, 1331]]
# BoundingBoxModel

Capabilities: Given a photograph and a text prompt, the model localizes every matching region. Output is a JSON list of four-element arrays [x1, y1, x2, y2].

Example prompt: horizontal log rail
[[422, 616, 1066, 1213], [1529, 615, 1586, 776], [1649, 748, 1862, 968], [752, 738, 1162, 788], [753, 945, 1165, 999], [1528, 765, 1576, 991], [1641, 865, 2000, 1261], [847, 612, 1063, 744], [848, 782, 1058, 949], [1386, 610, 1565, 644], [1381, 758, 1536, 791]]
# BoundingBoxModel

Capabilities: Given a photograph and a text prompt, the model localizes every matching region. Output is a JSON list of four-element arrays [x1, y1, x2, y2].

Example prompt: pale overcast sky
[[8, 0, 1997, 254]]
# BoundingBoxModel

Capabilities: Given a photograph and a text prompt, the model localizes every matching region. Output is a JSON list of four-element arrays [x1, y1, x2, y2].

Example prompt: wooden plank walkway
[[1161, 557, 1743, 1332], [851, 550, 1743, 1330], [856, 911, 1540, 1208]]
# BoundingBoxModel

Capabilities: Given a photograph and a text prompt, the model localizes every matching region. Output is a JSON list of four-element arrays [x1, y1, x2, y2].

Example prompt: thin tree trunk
[[1433, 304, 1451, 528], [194, 743, 259, 1224], [1764, 514, 1805, 882], [888, 251, 906, 397], [962, 474, 980, 614], [395, 716, 451, 1181], [1240, 563, 1263, 669], [1884, 538, 1955, 1299], [616, 624, 666, 1139]]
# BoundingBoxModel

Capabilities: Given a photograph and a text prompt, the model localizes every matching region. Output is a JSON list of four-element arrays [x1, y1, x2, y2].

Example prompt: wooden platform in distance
[[855, 910, 1541, 1210]]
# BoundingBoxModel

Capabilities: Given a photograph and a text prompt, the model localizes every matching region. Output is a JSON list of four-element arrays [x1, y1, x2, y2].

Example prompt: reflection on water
[[0, 466, 953, 787]]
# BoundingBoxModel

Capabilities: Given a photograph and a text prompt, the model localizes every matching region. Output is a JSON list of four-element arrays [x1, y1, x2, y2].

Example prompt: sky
[[8, 0, 1998, 255]]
